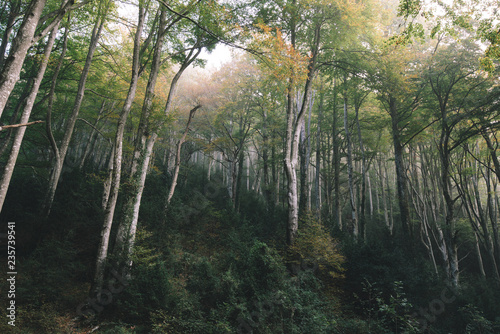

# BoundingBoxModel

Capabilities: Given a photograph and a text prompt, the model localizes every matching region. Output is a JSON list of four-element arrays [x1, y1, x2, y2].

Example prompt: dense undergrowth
[[1, 165, 500, 333]]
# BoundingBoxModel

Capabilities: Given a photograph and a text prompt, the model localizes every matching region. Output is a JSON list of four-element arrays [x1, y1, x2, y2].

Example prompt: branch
[[157, 0, 265, 58], [0, 120, 44, 131], [33, 0, 91, 45], [76, 118, 112, 145], [402, 117, 441, 148]]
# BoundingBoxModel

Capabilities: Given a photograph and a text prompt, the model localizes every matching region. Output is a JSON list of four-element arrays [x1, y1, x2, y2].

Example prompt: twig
[[0, 120, 44, 131]]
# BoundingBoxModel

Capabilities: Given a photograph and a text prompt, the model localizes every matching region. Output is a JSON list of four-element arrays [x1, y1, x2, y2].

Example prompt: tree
[[369, 44, 423, 238], [0, 0, 84, 119], [396, 0, 500, 71], [251, 0, 372, 244], [108, 0, 224, 284], [41, 0, 112, 217], [92, 0, 152, 297], [0, 22, 60, 211], [423, 38, 497, 287]]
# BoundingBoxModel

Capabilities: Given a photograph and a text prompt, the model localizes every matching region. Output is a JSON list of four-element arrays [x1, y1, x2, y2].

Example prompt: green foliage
[[351, 279, 419, 333], [288, 213, 345, 281], [460, 304, 496, 334]]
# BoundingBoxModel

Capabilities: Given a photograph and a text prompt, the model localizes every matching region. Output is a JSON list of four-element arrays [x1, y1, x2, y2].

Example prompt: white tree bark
[[0, 0, 47, 118], [41, 2, 108, 217], [113, 6, 202, 274], [165, 105, 200, 207], [91, 4, 147, 295], [0, 22, 60, 212]]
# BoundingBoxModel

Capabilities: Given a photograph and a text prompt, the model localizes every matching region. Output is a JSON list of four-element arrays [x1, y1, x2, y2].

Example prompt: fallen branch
[[0, 120, 44, 131]]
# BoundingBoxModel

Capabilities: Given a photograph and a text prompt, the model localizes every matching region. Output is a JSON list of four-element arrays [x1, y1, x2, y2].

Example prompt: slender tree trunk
[[355, 103, 367, 240], [367, 172, 374, 218], [45, 14, 69, 165], [285, 87, 299, 244], [114, 133, 157, 273], [231, 152, 239, 206], [165, 105, 200, 207], [315, 89, 323, 218], [101, 146, 114, 210], [284, 8, 322, 244], [0, 21, 59, 212], [461, 168, 488, 279], [384, 159, 394, 233], [409, 146, 438, 275], [246, 153, 250, 191], [332, 82, 341, 229], [0, 75, 32, 157], [112, 6, 169, 276], [0, 0, 47, 118], [299, 91, 314, 215], [272, 143, 279, 205], [486, 171, 500, 279], [475, 230, 487, 278], [482, 130, 500, 266], [112, 8, 202, 276], [41, 2, 108, 217], [474, 155, 500, 281], [344, 86, 357, 236], [262, 110, 271, 205], [91, 3, 146, 295], [378, 157, 391, 232], [235, 149, 244, 211], [0, 1, 21, 69], [207, 152, 214, 180], [299, 111, 307, 215], [440, 119, 459, 288], [389, 96, 411, 238]]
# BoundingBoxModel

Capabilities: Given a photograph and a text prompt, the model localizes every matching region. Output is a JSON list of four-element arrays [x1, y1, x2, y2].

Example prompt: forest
[[0, 0, 499, 333]]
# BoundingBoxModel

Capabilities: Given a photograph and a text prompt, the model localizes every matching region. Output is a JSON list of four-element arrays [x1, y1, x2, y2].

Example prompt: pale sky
[[200, 44, 234, 70]]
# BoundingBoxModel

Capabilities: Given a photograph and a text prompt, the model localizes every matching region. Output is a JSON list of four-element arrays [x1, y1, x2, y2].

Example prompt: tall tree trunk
[[315, 89, 323, 218], [389, 96, 411, 238], [355, 103, 367, 240], [378, 156, 391, 233], [272, 143, 279, 205], [101, 145, 114, 210], [41, 1, 109, 217], [165, 105, 200, 207], [284, 5, 322, 244], [235, 149, 244, 211], [332, 81, 341, 229], [367, 171, 374, 218], [344, 86, 357, 236], [473, 153, 500, 281], [0, 74, 32, 157], [112, 10, 202, 277], [299, 106, 307, 215], [475, 230, 487, 278], [486, 169, 500, 279], [482, 130, 500, 266], [45, 14, 69, 167], [111, 6, 169, 279], [0, 22, 59, 212], [0, 0, 47, 118], [262, 110, 271, 205], [299, 91, 314, 215], [0, 0, 21, 69], [409, 146, 438, 275], [91, 2, 147, 296], [384, 159, 395, 233], [440, 117, 459, 288], [285, 85, 299, 244]]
